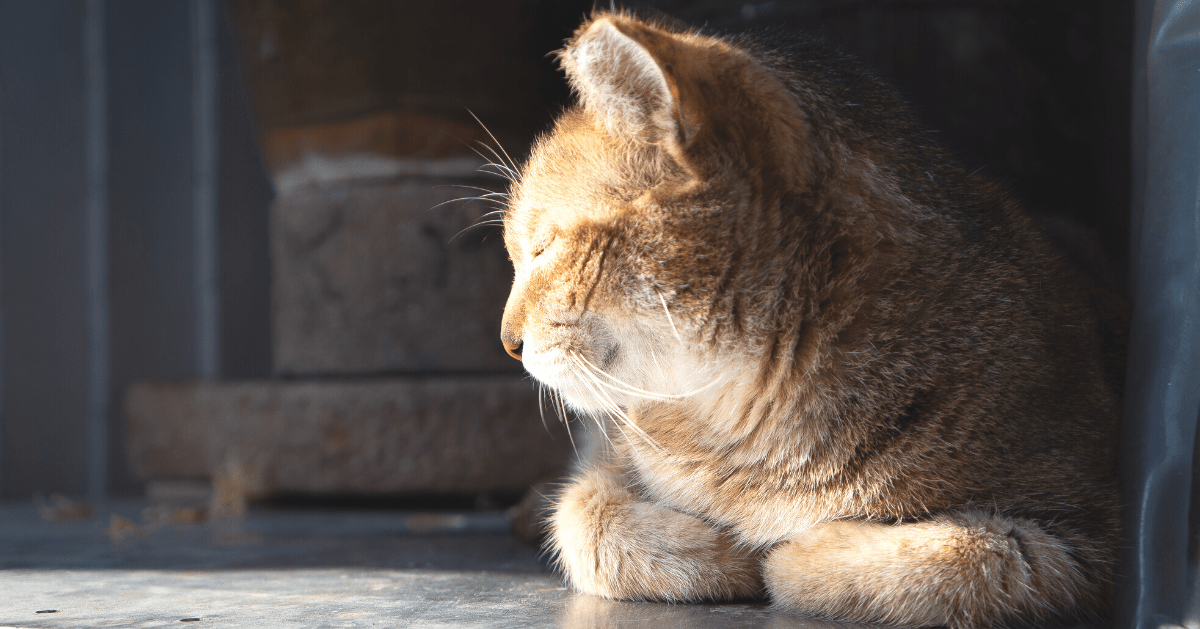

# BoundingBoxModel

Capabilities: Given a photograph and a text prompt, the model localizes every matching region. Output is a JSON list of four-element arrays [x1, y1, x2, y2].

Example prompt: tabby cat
[[499, 11, 1125, 629]]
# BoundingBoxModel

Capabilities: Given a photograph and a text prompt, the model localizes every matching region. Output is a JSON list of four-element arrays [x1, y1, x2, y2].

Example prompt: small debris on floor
[[35, 494, 94, 522], [142, 503, 208, 526], [210, 458, 264, 520], [103, 514, 144, 543]]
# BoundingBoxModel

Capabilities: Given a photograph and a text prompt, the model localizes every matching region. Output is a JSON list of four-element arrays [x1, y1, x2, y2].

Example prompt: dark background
[[0, 0, 1132, 499]]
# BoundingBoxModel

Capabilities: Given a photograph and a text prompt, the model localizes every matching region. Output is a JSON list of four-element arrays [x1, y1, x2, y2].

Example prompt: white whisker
[[552, 388, 580, 457], [436, 183, 511, 200], [656, 288, 683, 343], [466, 110, 518, 172], [572, 355, 666, 454], [573, 351, 719, 400], [478, 159, 519, 181], [477, 210, 507, 221], [561, 413, 579, 457], [537, 383, 551, 435], [449, 221, 505, 243], [475, 141, 517, 174], [462, 145, 515, 182], [427, 195, 490, 212]]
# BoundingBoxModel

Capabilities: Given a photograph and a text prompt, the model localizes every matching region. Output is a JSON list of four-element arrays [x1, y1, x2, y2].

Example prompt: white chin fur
[[524, 346, 639, 414], [522, 319, 710, 415], [525, 363, 624, 414]]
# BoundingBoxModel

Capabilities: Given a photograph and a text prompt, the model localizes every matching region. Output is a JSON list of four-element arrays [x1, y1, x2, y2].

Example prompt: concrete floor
[[0, 500, 848, 628]]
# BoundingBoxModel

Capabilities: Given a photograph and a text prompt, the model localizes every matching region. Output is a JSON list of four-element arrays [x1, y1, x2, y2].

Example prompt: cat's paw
[[549, 469, 761, 601], [763, 515, 1095, 629]]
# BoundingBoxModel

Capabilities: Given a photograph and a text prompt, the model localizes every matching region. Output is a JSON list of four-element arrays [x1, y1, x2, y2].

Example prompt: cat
[[498, 10, 1125, 629]]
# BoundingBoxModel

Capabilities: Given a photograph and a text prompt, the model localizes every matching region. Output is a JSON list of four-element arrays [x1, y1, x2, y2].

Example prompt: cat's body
[[500, 12, 1124, 629]]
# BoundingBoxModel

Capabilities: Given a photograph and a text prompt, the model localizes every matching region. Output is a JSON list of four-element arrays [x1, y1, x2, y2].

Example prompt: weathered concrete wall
[[120, 0, 601, 500], [271, 169, 519, 376], [224, 0, 591, 156], [126, 378, 568, 495]]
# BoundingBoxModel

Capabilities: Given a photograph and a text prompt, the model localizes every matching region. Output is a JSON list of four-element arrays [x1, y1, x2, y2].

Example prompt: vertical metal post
[[1119, 1, 1200, 628], [84, 0, 110, 505], [0, 24, 5, 499], [1, 1, 95, 498], [193, 0, 220, 380]]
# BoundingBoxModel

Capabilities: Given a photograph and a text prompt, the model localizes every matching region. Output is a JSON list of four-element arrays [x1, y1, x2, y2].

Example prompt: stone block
[[125, 378, 570, 495], [224, 0, 586, 149], [271, 168, 520, 375]]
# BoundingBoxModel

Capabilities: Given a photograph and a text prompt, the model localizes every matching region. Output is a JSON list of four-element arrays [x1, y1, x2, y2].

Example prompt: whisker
[[449, 220, 505, 243], [571, 394, 613, 452], [461, 145, 515, 182], [482, 162, 517, 181], [572, 356, 666, 454], [553, 388, 568, 425], [569, 365, 624, 426], [427, 195, 505, 213], [475, 141, 517, 175], [476, 156, 519, 181], [537, 384, 551, 436], [555, 389, 585, 448], [650, 347, 665, 380], [553, 389, 580, 458], [573, 351, 718, 400], [435, 183, 511, 200], [466, 109, 518, 172], [656, 288, 683, 343]]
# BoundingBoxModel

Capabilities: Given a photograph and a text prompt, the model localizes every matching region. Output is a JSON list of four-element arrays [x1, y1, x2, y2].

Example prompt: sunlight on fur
[[498, 9, 1126, 629]]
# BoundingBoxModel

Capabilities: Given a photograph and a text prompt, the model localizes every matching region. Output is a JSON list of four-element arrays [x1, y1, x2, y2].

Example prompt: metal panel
[[0, 0, 284, 498], [215, 4, 272, 380], [1119, 1, 1200, 628], [0, 0, 93, 498], [103, 0, 201, 497], [84, 0, 111, 509]]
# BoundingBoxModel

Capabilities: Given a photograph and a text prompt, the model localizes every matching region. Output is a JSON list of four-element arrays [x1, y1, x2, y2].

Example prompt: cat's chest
[[621, 435, 830, 546]]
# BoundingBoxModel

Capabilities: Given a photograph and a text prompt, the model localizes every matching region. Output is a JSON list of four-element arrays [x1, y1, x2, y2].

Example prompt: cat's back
[[617, 23, 1126, 532]]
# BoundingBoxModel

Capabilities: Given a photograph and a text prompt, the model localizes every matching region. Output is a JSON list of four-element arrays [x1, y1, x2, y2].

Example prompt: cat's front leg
[[550, 464, 762, 602], [764, 511, 1103, 629]]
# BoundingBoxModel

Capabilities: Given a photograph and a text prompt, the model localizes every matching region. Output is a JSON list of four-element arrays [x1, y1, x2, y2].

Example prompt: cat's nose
[[503, 339, 523, 361]]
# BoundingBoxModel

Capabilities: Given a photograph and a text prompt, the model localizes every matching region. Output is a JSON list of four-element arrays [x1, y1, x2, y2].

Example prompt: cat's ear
[[560, 17, 682, 146], [561, 15, 814, 187]]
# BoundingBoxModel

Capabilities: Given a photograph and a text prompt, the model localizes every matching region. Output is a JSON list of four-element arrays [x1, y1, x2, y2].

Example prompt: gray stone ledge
[[125, 377, 570, 496]]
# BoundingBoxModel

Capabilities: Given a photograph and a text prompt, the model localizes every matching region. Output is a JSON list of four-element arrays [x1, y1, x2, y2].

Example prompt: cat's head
[[499, 12, 863, 415]]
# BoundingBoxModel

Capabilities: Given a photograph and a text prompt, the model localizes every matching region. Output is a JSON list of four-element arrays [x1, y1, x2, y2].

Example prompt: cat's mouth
[[524, 341, 616, 382], [523, 338, 629, 412]]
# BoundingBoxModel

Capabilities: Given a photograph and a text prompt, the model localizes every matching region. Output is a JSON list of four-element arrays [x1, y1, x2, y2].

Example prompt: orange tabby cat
[[499, 11, 1124, 629]]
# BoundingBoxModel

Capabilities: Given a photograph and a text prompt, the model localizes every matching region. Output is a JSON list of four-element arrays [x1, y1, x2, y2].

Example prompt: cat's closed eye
[[532, 234, 556, 259]]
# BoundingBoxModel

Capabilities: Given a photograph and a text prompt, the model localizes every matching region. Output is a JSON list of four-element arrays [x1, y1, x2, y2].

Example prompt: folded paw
[[550, 468, 761, 602]]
